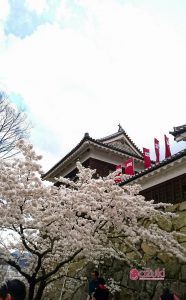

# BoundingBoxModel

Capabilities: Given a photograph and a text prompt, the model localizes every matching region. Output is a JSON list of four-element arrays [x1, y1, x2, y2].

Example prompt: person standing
[[88, 271, 99, 300], [93, 278, 109, 300]]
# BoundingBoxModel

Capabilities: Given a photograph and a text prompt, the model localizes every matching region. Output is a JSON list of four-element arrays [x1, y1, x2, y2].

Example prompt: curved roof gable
[[42, 126, 143, 180], [97, 125, 143, 157]]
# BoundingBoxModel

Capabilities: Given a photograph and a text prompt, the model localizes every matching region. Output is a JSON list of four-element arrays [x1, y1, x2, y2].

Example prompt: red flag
[[154, 138, 160, 163], [125, 158, 135, 175], [164, 135, 171, 158], [115, 164, 122, 183], [143, 147, 151, 169]]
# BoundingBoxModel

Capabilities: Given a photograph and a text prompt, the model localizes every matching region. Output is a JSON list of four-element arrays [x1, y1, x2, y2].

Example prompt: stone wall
[[67, 201, 186, 300]]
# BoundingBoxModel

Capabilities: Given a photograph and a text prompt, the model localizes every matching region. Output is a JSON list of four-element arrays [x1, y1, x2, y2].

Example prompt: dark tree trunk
[[28, 282, 36, 300], [34, 281, 46, 300]]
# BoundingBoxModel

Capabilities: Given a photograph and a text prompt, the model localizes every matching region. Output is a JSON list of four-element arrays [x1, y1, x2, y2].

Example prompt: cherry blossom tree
[[0, 141, 185, 300]]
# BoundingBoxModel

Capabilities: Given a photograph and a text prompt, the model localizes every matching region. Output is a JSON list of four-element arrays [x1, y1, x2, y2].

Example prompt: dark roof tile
[[42, 134, 144, 179], [170, 124, 186, 137], [97, 127, 143, 156]]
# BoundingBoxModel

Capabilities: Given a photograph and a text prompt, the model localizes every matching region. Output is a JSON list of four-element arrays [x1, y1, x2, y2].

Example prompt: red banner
[[125, 158, 135, 175], [154, 138, 160, 163], [164, 135, 171, 158], [115, 164, 122, 183], [143, 148, 151, 169]]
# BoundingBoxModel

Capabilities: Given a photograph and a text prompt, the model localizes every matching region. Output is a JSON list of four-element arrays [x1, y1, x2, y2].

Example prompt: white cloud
[[0, 0, 10, 21], [25, 0, 48, 14], [55, 0, 75, 23], [0, 0, 186, 169]]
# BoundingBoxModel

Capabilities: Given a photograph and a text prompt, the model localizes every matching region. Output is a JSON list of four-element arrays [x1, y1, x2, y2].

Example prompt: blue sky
[[0, 0, 186, 170]]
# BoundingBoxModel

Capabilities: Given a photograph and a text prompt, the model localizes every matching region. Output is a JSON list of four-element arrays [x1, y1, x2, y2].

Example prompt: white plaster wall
[[131, 158, 186, 190]]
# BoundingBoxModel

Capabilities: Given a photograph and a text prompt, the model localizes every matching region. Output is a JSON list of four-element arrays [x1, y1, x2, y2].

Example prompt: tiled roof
[[120, 148, 186, 186], [98, 131, 124, 142], [170, 124, 186, 137], [90, 136, 143, 160], [97, 126, 143, 157], [42, 134, 89, 179], [42, 133, 144, 179]]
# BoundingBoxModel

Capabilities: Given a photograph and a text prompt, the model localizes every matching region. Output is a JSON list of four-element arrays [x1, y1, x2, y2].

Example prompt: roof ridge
[[97, 131, 123, 141], [90, 136, 143, 160], [97, 127, 143, 156], [42, 134, 90, 178], [170, 124, 186, 136], [174, 124, 186, 130]]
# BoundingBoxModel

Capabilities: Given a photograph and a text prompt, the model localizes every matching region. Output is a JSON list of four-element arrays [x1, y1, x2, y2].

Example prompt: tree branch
[[36, 248, 83, 283]]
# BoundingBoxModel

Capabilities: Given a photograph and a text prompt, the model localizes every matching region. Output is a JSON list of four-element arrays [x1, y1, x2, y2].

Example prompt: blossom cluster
[[0, 141, 185, 298]]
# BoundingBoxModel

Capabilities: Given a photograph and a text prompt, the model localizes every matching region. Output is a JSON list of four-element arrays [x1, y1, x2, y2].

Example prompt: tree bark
[[28, 282, 36, 300], [34, 280, 46, 300]]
